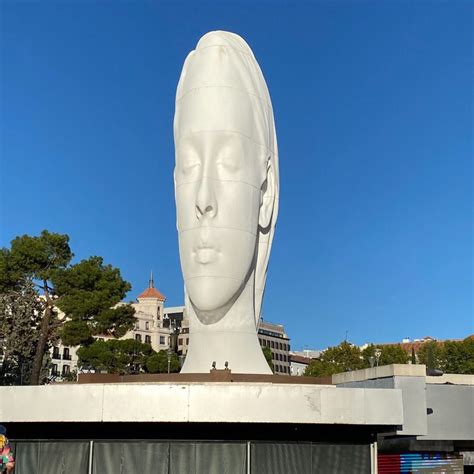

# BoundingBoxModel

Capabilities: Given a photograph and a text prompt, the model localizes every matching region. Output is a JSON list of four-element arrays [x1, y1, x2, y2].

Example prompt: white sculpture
[[174, 31, 279, 374]]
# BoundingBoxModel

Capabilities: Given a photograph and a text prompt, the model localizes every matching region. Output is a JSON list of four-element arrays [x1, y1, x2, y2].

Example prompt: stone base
[[0, 381, 402, 427]]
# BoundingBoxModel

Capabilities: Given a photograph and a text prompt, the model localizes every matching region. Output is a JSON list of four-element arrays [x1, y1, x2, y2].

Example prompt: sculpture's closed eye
[[216, 152, 241, 174], [180, 155, 201, 175]]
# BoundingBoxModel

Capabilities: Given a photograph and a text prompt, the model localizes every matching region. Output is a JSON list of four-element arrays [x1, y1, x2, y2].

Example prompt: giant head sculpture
[[174, 31, 279, 374]]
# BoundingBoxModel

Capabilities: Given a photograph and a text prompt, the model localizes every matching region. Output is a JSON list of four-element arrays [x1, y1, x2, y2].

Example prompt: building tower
[[130, 272, 172, 351]]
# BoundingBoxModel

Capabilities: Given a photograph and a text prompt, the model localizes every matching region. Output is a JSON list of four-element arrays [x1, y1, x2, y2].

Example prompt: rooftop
[[137, 271, 166, 301]]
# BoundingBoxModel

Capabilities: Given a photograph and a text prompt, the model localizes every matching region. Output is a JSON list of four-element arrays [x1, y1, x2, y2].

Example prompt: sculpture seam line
[[177, 85, 273, 108], [175, 129, 278, 156]]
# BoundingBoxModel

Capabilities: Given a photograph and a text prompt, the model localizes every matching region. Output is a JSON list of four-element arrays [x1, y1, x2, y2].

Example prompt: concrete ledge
[[77, 371, 333, 385], [426, 373, 474, 385], [332, 364, 426, 384], [0, 382, 403, 427]]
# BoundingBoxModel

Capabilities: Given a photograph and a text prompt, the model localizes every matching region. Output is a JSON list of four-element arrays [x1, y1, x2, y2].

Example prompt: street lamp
[[167, 348, 172, 374], [374, 348, 382, 367]]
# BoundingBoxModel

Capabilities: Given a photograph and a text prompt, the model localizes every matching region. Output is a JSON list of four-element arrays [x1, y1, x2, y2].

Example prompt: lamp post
[[374, 348, 382, 367]]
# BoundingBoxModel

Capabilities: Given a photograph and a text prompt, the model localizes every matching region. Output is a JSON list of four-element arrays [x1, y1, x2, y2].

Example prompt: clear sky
[[1, 1, 472, 350]]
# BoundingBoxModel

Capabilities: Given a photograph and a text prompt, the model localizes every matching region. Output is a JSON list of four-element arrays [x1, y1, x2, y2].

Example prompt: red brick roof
[[137, 287, 166, 301], [290, 355, 312, 365], [378, 334, 474, 353]]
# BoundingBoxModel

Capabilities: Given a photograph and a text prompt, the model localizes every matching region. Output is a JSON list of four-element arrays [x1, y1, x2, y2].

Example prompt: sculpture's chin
[[191, 304, 228, 325], [186, 275, 245, 325]]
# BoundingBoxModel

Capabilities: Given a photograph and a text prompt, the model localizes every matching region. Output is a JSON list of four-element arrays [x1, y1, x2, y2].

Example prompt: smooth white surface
[[0, 383, 403, 426], [174, 31, 279, 374]]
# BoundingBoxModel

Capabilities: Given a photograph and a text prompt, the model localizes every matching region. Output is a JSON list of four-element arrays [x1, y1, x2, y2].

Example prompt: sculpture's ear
[[259, 157, 275, 232]]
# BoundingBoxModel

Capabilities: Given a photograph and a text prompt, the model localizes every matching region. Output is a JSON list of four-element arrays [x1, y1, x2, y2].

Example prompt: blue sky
[[1, 1, 472, 350]]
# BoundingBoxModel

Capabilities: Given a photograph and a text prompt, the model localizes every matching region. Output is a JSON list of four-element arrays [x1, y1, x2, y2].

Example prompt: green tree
[[2, 231, 73, 384], [443, 338, 474, 374], [146, 350, 181, 374], [418, 341, 444, 370], [77, 339, 154, 375], [304, 358, 341, 377], [262, 346, 274, 372], [304, 341, 364, 377], [1, 231, 135, 384], [53, 256, 135, 345], [362, 344, 409, 367]]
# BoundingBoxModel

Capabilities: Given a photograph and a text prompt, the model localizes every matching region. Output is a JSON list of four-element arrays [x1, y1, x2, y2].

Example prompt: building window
[[62, 365, 70, 376], [270, 341, 274, 349], [145, 322, 149, 330], [160, 336, 165, 345], [157, 307, 161, 319], [145, 335, 151, 344], [135, 322, 140, 330], [135, 334, 142, 342], [186, 338, 189, 345], [63, 348, 71, 360], [51, 364, 58, 376], [52, 347, 60, 359], [178, 338, 183, 345]]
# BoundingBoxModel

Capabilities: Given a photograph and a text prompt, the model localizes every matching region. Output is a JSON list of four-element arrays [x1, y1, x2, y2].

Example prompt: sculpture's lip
[[195, 241, 217, 251], [194, 247, 218, 264]]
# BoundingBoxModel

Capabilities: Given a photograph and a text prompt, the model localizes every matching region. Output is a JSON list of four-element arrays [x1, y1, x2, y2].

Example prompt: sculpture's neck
[[188, 273, 256, 333], [182, 272, 271, 374]]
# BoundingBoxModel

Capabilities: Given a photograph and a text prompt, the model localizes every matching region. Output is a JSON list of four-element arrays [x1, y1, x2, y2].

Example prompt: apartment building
[[257, 320, 291, 375], [48, 274, 173, 379]]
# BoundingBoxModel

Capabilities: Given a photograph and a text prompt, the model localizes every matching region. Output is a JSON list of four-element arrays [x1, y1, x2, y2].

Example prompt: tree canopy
[[304, 341, 364, 377], [0, 230, 136, 384], [0, 280, 44, 385], [146, 350, 181, 374], [53, 256, 135, 345], [262, 346, 274, 372], [304, 338, 474, 378], [443, 338, 474, 374], [362, 344, 409, 366], [77, 339, 154, 375], [417, 338, 474, 374], [77, 341, 181, 375]]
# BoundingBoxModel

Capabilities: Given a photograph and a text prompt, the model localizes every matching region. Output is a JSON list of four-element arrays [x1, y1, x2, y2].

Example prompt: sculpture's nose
[[196, 177, 217, 220]]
